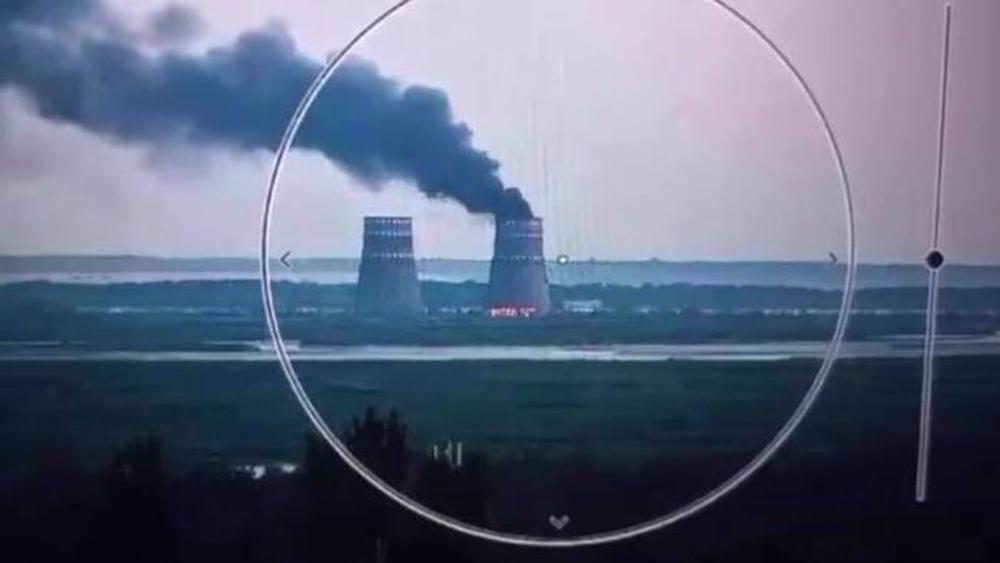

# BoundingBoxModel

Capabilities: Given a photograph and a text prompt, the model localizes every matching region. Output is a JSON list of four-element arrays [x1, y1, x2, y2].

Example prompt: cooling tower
[[486, 218, 551, 317], [355, 217, 425, 318]]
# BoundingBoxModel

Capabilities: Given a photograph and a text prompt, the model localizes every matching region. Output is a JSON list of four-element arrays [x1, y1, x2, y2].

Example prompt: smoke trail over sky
[[0, 0, 533, 219]]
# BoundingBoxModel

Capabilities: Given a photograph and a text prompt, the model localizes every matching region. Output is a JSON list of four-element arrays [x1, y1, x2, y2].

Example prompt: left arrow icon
[[280, 251, 293, 269]]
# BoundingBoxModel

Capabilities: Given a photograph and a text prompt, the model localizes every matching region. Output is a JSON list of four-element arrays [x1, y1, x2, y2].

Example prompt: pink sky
[[1, 0, 997, 264]]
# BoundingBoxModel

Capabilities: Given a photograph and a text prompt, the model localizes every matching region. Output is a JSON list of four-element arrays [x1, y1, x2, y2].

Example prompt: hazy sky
[[1, 0, 998, 264]]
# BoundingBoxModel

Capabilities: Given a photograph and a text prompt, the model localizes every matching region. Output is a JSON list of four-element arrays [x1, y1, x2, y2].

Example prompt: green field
[[3, 355, 997, 482], [0, 358, 810, 475]]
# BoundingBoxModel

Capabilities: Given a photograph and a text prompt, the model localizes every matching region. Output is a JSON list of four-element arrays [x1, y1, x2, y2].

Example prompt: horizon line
[[1, 253, 998, 268]]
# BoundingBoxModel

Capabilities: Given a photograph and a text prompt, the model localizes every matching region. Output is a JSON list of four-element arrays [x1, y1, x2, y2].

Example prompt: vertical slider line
[[917, 268, 940, 502], [916, 3, 953, 503], [932, 4, 952, 247]]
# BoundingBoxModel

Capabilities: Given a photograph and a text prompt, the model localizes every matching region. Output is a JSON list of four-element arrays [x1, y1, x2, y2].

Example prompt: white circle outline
[[259, 0, 857, 548]]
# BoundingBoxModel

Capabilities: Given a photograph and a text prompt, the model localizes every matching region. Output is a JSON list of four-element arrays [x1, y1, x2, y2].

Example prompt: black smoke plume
[[0, 0, 533, 219]]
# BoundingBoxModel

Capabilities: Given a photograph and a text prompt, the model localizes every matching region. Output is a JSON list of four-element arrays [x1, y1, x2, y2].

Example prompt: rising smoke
[[0, 0, 533, 219]]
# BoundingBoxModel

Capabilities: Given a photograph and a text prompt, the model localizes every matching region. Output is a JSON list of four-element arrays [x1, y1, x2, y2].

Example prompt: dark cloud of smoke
[[0, 0, 533, 219], [0, 0, 100, 27], [147, 4, 206, 45]]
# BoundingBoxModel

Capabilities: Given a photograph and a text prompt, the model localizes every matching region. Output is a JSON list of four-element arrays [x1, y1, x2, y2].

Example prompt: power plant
[[355, 217, 425, 318], [354, 215, 550, 318], [485, 218, 551, 317]]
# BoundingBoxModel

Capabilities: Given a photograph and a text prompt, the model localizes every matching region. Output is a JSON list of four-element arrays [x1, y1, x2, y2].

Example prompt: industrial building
[[485, 217, 551, 317], [355, 216, 425, 318]]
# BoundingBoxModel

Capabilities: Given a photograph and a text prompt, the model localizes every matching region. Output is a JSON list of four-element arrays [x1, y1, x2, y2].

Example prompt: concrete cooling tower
[[486, 218, 551, 317], [355, 217, 425, 318]]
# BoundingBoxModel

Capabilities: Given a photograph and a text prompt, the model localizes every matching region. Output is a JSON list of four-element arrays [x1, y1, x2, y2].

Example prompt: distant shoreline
[[1, 338, 999, 362], [7, 254, 1000, 267], [4, 255, 1000, 289], [4, 254, 1000, 267]]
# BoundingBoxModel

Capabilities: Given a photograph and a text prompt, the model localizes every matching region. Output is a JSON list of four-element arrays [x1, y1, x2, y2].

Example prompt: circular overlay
[[260, 0, 857, 548]]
